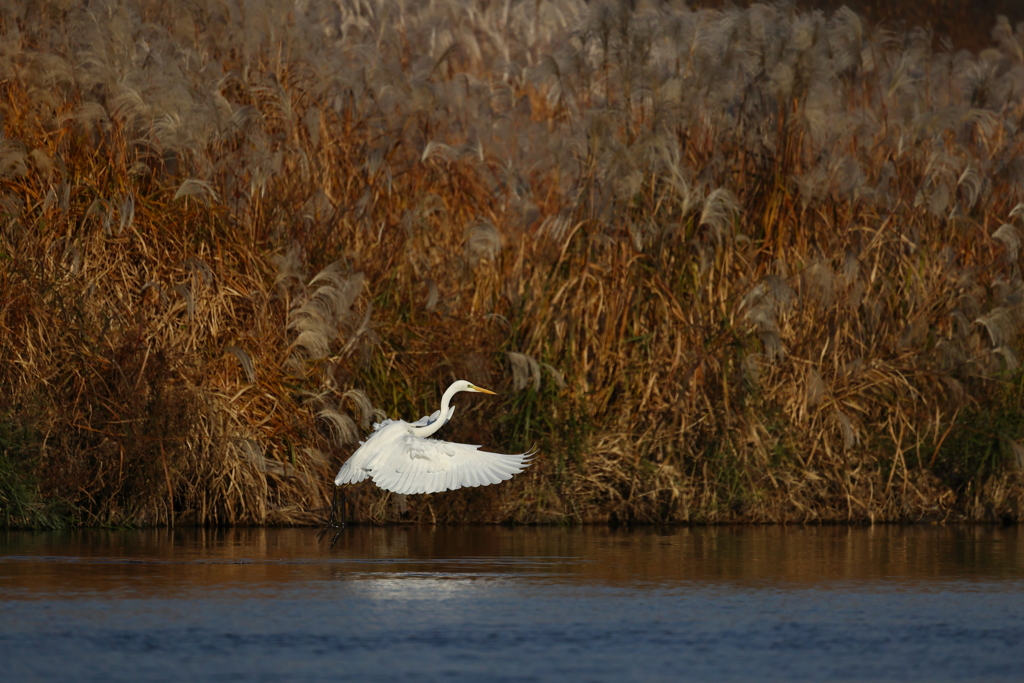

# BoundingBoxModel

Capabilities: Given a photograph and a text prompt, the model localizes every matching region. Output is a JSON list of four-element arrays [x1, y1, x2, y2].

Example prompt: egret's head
[[450, 379, 496, 395]]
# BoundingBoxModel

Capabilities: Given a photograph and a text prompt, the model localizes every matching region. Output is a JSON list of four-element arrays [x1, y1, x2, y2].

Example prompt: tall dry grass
[[1, 0, 1023, 527]]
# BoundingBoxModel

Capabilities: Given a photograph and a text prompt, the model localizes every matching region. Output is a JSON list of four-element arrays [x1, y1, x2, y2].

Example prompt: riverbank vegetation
[[2, 0, 1024, 528]]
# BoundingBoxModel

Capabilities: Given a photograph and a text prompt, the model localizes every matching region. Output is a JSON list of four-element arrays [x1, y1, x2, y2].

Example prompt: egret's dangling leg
[[316, 486, 346, 548]]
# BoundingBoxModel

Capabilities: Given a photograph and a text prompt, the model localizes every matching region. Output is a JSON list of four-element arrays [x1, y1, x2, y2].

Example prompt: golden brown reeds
[[1, 0, 1023, 528]]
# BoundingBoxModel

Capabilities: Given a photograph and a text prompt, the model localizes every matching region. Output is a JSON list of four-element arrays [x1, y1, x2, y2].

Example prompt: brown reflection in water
[[0, 526, 1021, 598]]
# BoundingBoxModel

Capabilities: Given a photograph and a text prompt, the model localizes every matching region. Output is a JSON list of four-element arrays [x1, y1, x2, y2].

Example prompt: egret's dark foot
[[317, 486, 346, 549]]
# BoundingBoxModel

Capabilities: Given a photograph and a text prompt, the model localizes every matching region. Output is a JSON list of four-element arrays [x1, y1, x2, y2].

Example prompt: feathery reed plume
[[287, 264, 365, 365]]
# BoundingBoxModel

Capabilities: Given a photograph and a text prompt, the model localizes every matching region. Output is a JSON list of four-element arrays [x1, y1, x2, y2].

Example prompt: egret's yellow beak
[[471, 385, 497, 395]]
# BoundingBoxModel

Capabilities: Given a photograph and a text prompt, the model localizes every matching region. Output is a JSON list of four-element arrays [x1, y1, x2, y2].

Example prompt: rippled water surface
[[1, 525, 1023, 682]]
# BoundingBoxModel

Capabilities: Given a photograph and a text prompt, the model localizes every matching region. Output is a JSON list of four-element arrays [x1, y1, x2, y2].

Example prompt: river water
[[1, 525, 1022, 682]]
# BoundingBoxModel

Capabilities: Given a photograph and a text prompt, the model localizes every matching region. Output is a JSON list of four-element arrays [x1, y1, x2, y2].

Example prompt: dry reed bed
[[1, 0, 1023, 527]]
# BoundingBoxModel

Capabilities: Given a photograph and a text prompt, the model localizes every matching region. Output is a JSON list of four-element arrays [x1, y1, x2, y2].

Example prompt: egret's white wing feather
[[334, 466, 370, 485], [411, 406, 455, 428], [334, 420, 410, 486], [367, 434, 533, 495], [410, 410, 439, 427]]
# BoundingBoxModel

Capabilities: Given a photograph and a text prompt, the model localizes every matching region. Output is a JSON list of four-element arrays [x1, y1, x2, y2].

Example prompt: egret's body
[[319, 380, 533, 545]]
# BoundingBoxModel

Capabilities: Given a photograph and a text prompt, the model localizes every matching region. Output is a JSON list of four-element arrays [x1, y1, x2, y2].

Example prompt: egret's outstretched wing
[[368, 435, 534, 495]]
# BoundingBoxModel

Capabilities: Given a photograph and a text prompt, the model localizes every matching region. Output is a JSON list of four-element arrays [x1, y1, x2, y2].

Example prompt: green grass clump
[[0, 417, 69, 528]]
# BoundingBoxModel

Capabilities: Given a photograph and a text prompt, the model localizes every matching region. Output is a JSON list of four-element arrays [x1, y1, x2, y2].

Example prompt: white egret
[[318, 380, 534, 546]]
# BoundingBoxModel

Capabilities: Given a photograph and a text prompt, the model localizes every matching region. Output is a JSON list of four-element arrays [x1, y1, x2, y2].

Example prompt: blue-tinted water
[[1, 526, 1022, 682]]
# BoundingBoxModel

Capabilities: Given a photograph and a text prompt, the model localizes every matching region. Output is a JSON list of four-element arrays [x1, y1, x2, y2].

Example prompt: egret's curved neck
[[410, 383, 461, 438]]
